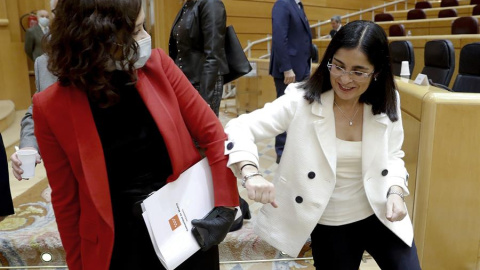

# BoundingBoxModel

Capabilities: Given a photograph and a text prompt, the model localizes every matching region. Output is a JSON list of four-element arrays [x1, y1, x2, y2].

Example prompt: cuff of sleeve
[[389, 176, 410, 196]]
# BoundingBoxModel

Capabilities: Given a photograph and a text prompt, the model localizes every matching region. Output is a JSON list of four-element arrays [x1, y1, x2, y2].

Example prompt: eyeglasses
[[327, 61, 374, 82]]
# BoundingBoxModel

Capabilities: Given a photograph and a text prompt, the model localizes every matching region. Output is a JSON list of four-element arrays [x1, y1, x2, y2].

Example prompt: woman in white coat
[[224, 20, 421, 269]]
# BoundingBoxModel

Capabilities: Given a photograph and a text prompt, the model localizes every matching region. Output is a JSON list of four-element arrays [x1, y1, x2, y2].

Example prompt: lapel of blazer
[[289, 0, 311, 37], [312, 90, 336, 177], [361, 104, 389, 176], [135, 70, 180, 181], [68, 88, 113, 229]]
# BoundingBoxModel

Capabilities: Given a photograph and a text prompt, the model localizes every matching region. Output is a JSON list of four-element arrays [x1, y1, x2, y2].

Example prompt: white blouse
[[318, 138, 374, 226]]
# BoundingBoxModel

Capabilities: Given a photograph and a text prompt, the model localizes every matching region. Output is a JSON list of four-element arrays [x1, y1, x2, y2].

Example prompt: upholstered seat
[[389, 41, 415, 78], [452, 42, 480, 93], [389, 24, 406, 36], [407, 9, 427, 20], [438, 8, 458, 18], [374, 13, 394, 22], [421, 40, 455, 86], [451, 16, 479, 34], [441, 0, 459, 7], [415, 1, 433, 9]]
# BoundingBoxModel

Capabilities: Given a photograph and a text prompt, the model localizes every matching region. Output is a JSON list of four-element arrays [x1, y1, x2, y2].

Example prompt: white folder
[[141, 158, 214, 270]]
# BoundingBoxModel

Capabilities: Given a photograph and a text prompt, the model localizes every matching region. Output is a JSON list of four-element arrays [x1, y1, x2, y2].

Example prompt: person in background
[[33, 0, 239, 269], [224, 20, 421, 269], [270, 0, 314, 164], [169, 0, 250, 231], [168, 0, 228, 117], [0, 133, 14, 222], [24, 9, 50, 61], [329, 15, 342, 38], [11, 0, 58, 180]]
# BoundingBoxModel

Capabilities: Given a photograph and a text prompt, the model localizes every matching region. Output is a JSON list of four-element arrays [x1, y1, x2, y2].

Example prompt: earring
[[374, 76, 377, 81]]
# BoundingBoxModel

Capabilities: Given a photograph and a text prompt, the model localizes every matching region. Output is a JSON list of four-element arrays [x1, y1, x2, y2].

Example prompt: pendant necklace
[[334, 101, 360, 126]]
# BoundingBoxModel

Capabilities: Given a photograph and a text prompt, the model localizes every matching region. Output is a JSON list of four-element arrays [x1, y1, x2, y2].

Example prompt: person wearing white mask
[[32, 0, 239, 269], [24, 9, 50, 61]]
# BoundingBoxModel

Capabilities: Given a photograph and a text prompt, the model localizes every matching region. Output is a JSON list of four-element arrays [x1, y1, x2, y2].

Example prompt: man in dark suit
[[329, 15, 342, 38], [0, 134, 14, 222], [24, 9, 50, 61], [269, 0, 313, 163]]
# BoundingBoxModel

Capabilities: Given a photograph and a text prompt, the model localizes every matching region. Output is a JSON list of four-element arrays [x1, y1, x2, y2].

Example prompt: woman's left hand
[[386, 194, 407, 222]]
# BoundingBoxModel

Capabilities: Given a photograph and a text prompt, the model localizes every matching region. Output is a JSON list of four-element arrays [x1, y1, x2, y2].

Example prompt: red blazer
[[33, 49, 239, 270]]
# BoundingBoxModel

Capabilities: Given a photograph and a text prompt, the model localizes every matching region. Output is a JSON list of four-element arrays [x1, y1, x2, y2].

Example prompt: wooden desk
[[385, 5, 476, 20], [397, 80, 480, 270]]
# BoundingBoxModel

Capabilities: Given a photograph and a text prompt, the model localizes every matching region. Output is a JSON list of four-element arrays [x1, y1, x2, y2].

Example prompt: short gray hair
[[331, 15, 341, 23]]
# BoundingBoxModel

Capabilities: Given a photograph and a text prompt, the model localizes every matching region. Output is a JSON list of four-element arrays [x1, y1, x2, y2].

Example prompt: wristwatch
[[387, 187, 404, 201]]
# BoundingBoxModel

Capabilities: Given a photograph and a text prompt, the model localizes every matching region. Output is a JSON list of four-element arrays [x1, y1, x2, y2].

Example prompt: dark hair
[[46, 0, 142, 106], [303, 20, 398, 122]]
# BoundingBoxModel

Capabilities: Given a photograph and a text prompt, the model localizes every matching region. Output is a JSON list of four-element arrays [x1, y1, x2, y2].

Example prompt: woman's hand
[[245, 175, 278, 208], [386, 187, 407, 222]]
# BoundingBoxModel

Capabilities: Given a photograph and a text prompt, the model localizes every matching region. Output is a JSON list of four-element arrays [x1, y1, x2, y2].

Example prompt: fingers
[[246, 176, 275, 205], [283, 76, 295, 85], [35, 153, 42, 164], [10, 153, 23, 180], [386, 197, 407, 222]]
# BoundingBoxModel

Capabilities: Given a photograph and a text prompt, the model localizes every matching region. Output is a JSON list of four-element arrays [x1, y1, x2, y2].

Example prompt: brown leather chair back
[[374, 13, 394, 22], [438, 8, 458, 18], [451, 16, 479, 34], [415, 1, 433, 9], [407, 9, 427, 20], [441, 0, 459, 7], [389, 24, 406, 36]]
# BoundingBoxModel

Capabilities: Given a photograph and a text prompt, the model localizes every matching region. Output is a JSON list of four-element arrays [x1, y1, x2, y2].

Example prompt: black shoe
[[276, 155, 282, 164], [229, 197, 251, 232]]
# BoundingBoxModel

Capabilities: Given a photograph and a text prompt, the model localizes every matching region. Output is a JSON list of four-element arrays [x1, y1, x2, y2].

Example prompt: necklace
[[334, 101, 360, 126]]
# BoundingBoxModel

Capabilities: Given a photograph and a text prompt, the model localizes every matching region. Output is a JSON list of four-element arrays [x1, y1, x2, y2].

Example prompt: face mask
[[115, 35, 152, 70], [38, 17, 50, 27]]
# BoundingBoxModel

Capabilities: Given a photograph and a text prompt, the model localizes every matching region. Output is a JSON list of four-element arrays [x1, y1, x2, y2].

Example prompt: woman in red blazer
[[33, 0, 239, 269]]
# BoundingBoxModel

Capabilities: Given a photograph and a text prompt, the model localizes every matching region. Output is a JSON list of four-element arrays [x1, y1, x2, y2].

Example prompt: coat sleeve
[[158, 49, 239, 207], [271, 0, 293, 73], [24, 29, 35, 61], [224, 84, 302, 178], [199, 0, 226, 96], [33, 94, 82, 270], [386, 91, 410, 196], [0, 134, 14, 217]]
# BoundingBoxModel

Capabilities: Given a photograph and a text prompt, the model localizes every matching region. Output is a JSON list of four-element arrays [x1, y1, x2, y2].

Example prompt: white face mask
[[38, 17, 50, 27], [133, 35, 152, 69], [115, 34, 152, 70]]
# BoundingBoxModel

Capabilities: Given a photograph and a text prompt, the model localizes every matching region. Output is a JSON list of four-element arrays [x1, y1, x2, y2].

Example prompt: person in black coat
[[168, 0, 229, 117], [0, 133, 14, 222]]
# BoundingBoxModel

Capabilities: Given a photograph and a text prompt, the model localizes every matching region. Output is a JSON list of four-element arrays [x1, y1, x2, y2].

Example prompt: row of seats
[[388, 16, 479, 36], [415, 0, 480, 9], [375, 5, 480, 21], [389, 40, 480, 92]]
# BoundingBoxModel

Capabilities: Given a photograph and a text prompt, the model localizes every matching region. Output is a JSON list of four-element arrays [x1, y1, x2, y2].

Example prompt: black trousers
[[310, 215, 421, 270], [273, 78, 288, 158]]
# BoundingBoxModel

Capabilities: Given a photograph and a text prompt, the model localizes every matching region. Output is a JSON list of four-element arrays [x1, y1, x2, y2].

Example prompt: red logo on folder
[[169, 215, 181, 231]]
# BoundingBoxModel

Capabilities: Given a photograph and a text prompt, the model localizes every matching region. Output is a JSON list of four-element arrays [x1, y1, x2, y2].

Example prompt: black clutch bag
[[223, 25, 253, 84]]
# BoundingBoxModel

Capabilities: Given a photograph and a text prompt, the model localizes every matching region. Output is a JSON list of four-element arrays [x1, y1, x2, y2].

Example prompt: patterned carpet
[[0, 99, 379, 269]]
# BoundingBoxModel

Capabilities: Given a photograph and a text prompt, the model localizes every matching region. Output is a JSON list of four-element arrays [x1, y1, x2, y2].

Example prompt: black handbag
[[223, 25, 253, 84]]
